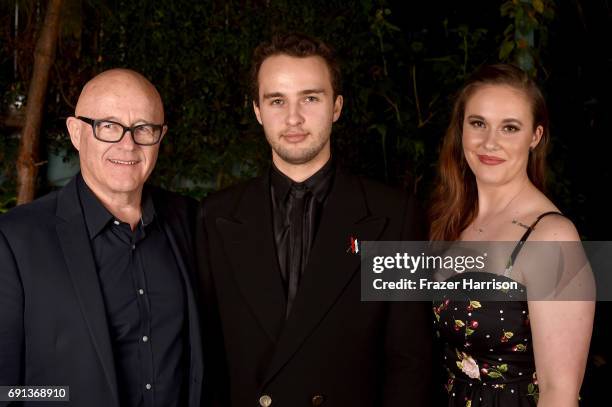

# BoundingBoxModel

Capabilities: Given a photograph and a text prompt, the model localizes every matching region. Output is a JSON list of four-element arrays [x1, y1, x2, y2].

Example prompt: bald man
[[0, 69, 203, 407]]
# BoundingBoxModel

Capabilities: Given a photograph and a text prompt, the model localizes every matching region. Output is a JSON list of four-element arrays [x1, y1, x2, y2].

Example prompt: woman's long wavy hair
[[429, 64, 550, 241]]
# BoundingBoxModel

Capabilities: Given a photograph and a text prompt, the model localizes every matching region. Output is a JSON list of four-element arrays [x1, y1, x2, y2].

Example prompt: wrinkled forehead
[[76, 72, 164, 123]]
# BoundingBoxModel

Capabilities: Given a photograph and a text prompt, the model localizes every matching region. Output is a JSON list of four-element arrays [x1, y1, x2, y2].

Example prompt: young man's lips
[[282, 133, 308, 143], [477, 155, 505, 165]]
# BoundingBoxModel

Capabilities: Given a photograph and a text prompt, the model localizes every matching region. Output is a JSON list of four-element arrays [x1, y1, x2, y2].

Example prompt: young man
[[198, 33, 431, 406], [0, 69, 203, 407]]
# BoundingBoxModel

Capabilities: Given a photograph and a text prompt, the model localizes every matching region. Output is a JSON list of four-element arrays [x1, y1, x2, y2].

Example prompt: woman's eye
[[470, 120, 485, 128], [503, 125, 520, 132]]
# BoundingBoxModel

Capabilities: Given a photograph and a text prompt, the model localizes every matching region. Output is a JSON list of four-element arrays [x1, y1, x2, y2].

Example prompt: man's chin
[[274, 147, 321, 166]]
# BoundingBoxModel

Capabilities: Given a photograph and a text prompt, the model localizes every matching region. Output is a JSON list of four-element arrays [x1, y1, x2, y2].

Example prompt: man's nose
[[117, 128, 138, 150], [285, 103, 305, 126]]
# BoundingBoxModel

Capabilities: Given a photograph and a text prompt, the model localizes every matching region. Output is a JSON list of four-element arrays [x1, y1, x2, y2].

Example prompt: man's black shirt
[[270, 159, 335, 317], [78, 175, 187, 407]]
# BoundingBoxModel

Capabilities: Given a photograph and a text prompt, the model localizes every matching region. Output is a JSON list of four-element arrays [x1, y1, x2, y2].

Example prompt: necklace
[[473, 182, 528, 234]]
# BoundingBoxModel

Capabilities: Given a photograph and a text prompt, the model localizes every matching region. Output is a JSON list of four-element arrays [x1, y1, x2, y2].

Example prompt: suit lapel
[[215, 176, 287, 342], [55, 178, 119, 406], [263, 170, 387, 384]]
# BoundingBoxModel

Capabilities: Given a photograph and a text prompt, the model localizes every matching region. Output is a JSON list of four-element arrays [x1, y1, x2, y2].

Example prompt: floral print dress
[[434, 295, 538, 406], [433, 212, 563, 406]]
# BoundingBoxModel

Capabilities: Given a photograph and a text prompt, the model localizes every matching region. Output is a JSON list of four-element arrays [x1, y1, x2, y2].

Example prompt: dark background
[[1, 0, 610, 403]]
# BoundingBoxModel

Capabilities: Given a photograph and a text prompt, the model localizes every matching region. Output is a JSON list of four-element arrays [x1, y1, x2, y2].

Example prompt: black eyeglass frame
[[76, 116, 166, 146]]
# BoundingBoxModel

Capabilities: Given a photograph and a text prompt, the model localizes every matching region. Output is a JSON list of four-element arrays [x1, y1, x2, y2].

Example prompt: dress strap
[[505, 211, 564, 276]]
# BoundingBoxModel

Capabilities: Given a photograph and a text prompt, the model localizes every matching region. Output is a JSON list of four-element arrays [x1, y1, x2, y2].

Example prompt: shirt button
[[259, 395, 272, 407], [138, 289, 145, 295], [145, 383, 151, 390], [311, 395, 325, 406], [142, 336, 149, 342], [131, 244, 136, 250], [113, 220, 120, 225]]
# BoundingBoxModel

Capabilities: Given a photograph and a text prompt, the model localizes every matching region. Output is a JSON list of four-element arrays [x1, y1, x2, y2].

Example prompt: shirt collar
[[270, 157, 335, 204], [77, 173, 156, 239], [140, 188, 156, 227], [77, 174, 113, 239]]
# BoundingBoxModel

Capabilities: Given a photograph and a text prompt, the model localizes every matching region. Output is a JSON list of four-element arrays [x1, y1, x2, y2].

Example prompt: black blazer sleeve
[[197, 200, 230, 407], [0, 229, 24, 388], [382, 191, 433, 407]]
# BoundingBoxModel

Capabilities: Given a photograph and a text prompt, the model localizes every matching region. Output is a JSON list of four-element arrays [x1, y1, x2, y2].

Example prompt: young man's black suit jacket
[[198, 167, 432, 407], [0, 175, 203, 407]]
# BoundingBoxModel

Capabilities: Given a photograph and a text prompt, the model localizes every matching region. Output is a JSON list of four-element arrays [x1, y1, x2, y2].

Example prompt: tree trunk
[[16, 0, 63, 205]]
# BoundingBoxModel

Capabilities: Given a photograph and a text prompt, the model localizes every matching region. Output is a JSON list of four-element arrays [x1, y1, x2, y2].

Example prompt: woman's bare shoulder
[[529, 212, 580, 241], [520, 189, 580, 241]]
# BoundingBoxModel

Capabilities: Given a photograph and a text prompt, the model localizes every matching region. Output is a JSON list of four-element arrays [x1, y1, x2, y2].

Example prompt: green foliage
[[0, 195, 16, 214], [0, 0, 552, 201], [500, 0, 555, 75]]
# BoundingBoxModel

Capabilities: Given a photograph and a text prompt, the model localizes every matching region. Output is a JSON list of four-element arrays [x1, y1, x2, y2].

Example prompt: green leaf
[[499, 40, 515, 60], [368, 124, 387, 138], [497, 364, 508, 372], [533, 0, 545, 14], [411, 41, 424, 53], [500, 1, 514, 17], [488, 371, 502, 379]]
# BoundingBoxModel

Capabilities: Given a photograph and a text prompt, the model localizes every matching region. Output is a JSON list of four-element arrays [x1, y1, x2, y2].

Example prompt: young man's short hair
[[250, 32, 342, 105]]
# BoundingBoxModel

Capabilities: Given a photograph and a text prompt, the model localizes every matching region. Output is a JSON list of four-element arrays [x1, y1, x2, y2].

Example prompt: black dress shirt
[[270, 159, 335, 317], [77, 175, 187, 407]]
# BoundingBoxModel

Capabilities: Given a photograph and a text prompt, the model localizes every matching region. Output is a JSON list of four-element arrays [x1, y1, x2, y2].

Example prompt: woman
[[430, 64, 594, 406]]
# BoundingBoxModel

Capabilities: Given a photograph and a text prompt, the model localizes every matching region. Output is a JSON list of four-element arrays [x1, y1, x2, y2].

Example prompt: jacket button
[[259, 395, 272, 407], [311, 395, 325, 406]]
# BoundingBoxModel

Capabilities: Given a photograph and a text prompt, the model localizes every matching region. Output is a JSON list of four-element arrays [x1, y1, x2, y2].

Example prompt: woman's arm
[[529, 300, 594, 406], [528, 216, 595, 407]]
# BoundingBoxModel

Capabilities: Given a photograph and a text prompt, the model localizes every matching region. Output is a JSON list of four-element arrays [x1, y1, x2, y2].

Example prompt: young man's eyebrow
[[262, 89, 326, 99], [299, 89, 325, 95], [262, 92, 285, 99]]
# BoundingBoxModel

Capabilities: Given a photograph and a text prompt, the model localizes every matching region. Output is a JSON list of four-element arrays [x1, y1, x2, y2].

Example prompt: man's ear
[[66, 116, 82, 151], [332, 95, 343, 122], [160, 124, 168, 143], [253, 100, 263, 125]]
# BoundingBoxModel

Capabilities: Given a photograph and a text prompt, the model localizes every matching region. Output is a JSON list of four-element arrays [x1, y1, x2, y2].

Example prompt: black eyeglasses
[[76, 116, 166, 146]]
